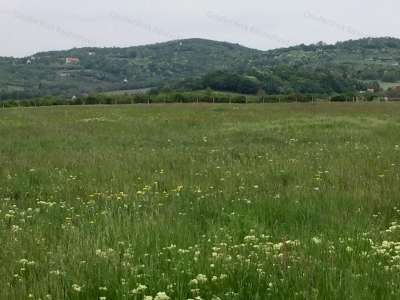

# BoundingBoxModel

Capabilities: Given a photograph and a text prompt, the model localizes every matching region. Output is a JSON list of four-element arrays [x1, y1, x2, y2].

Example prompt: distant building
[[66, 57, 80, 64], [123, 78, 128, 83], [26, 59, 32, 65], [88, 52, 96, 56], [367, 88, 375, 93]]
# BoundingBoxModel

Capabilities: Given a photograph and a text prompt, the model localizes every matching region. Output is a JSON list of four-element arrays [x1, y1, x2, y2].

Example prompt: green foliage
[[2, 88, 395, 108], [202, 71, 260, 94], [331, 94, 354, 102], [382, 70, 400, 82], [1, 37, 400, 100]]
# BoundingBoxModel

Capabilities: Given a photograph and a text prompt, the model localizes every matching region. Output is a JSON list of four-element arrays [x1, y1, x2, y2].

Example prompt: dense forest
[[1, 37, 400, 101]]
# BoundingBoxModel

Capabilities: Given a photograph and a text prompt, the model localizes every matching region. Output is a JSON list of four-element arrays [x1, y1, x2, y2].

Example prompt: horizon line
[[1, 35, 398, 59]]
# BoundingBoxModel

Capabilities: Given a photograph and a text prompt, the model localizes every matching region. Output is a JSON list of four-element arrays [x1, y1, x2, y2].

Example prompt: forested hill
[[1, 37, 400, 99]]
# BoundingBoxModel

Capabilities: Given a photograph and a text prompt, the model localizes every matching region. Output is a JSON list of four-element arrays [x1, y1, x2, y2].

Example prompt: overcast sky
[[0, 0, 398, 57]]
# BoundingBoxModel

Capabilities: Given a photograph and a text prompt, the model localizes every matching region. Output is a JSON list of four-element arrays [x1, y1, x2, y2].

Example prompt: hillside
[[1, 37, 400, 99], [0, 39, 259, 99]]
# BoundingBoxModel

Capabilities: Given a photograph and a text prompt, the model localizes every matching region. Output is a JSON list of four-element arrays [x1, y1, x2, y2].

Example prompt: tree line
[[0, 90, 394, 108]]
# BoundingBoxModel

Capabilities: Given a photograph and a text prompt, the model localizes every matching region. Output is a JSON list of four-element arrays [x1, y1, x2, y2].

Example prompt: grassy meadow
[[1, 103, 400, 300]]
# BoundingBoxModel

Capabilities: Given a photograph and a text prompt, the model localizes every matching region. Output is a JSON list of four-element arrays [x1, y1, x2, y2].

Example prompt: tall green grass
[[1, 103, 400, 299]]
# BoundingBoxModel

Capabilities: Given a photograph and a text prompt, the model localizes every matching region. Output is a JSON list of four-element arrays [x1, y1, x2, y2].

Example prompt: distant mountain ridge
[[1, 37, 400, 99]]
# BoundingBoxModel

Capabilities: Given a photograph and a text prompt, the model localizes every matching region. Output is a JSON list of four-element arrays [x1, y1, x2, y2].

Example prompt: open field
[[378, 81, 400, 91], [1, 103, 400, 299]]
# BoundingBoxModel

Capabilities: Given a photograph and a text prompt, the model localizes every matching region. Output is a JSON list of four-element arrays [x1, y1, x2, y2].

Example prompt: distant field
[[1, 103, 400, 299], [102, 88, 153, 95], [379, 81, 400, 90]]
